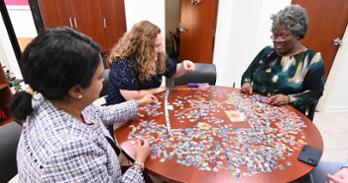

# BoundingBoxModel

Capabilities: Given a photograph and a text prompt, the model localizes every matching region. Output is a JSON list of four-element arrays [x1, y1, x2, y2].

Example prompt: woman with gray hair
[[241, 4, 324, 117]]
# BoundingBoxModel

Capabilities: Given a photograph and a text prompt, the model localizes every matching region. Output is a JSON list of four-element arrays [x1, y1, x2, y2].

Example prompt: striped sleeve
[[96, 100, 138, 126]]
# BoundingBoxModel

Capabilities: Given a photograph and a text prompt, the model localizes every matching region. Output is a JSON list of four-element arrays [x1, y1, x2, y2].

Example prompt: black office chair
[[304, 101, 318, 121], [0, 122, 22, 182], [100, 69, 110, 97], [172, 63, 217, 86]]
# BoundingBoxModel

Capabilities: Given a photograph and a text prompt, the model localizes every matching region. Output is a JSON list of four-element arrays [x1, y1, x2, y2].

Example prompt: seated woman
[[12, 27, 157, 182], [241, 4, 325, 115], [106, 20, 195, 105]]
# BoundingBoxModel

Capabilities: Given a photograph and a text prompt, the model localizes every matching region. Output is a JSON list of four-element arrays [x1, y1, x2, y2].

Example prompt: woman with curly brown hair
[[106, 20, 195, 105]]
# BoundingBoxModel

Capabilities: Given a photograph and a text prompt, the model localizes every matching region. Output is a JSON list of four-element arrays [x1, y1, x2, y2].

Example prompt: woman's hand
[[174, 60, 195, 78], [182, 60, 195, 71], [241, 83, 253, 95], [269, 94, 290, 106], [327, 167, 348, 183], [154, 86, 166, 94], [136, 94, 158, 106], [134, 138, 151, 164]]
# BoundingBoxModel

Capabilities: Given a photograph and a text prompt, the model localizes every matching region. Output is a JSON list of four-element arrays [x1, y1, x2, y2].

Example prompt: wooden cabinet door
[[70, 0, 106, 51], [38, 0, 126, 52], [38, 0, 74, 29], [100, 0, 127, 52]]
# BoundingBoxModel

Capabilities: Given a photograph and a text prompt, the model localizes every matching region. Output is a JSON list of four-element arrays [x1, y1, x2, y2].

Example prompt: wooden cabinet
[[0, 63, 14, 125], [37, 0, 73, 28], [100, 0, 127, 50], [37, 0, 126, 53]]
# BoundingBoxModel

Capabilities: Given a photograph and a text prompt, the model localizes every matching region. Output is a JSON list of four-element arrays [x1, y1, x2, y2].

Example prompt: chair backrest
[[0, 122, 22, 182], [174, 63, 217, 86], [100, 69, 110, 97], [305, 100, 318, 121]]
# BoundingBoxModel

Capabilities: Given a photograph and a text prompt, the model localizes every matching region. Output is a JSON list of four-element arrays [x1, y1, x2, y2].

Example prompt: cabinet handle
[[68, 18, 73, 28], [103, 18, 107, 30], [73, 18, 78, 29]]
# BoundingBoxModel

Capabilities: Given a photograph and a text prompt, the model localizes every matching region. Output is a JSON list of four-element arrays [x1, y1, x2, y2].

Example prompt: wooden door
[[100, 0, 127, 52], [292, 0, 348, 77], [179, 0, 218, 64], [70, 0, 106, 51], [38, 0, 74, 29]]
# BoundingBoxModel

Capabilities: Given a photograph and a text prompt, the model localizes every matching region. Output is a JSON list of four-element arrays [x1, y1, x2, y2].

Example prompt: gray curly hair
[[271, 4, 308, 39]]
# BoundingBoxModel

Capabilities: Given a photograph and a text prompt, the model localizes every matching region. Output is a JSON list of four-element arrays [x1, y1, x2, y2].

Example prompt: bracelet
[[133, 160, 144, 172], [287, 95, 293, 103], [132, 166, 142, 173]]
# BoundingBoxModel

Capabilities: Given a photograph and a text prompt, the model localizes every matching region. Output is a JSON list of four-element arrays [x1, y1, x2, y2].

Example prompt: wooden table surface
[[115, 86, 323, 183]]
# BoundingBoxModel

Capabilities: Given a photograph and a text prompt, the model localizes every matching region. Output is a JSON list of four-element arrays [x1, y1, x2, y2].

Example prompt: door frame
[[28, 0, 45, 34]]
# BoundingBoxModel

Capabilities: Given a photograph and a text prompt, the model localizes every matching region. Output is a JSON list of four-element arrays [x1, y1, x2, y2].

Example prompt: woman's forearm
[[174, 63, 186, 78], [120, 87, 164, 101]]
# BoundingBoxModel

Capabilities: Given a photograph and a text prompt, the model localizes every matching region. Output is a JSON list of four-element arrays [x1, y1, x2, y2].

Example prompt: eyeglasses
[[270, 33, 292, 42]]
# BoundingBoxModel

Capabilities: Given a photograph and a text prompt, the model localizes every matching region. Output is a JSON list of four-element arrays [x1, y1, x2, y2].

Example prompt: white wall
[[0, 14, 22, 79], [7, 5, 37, 37], [213, 0, 291, 87], [0, 5, 37, 80], [124, 0, 165, 34]]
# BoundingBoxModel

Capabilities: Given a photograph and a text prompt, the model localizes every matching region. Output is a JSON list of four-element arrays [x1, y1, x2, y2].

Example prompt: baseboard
[[325, 106, 348, 112]]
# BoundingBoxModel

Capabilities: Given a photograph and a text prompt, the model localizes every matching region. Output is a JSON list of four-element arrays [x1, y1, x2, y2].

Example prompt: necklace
[[285, 46, 307, 57]]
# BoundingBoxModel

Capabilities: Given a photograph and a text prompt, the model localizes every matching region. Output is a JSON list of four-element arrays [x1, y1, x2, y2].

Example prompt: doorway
[[165, 0, 218, 64]]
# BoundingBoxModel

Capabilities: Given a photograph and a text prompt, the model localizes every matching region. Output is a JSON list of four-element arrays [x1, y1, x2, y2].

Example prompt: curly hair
[[271, 4, 308, 39], [109, 20, 166, 81]]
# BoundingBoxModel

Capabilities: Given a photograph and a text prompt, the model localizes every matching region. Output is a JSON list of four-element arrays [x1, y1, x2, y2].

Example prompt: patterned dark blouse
[[106, 58, 178, 105], [241, 46, 325, 113]]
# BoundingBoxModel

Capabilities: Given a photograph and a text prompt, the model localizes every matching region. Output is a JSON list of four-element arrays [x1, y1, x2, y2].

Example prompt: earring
[[77, 95, 83, 99]]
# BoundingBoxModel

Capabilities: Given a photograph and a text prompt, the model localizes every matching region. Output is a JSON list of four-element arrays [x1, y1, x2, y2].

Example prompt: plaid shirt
[[17, 94, 144, 183]]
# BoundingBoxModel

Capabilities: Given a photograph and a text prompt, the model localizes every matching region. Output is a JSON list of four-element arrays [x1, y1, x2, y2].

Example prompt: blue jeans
[[310, 161, 342, 183]]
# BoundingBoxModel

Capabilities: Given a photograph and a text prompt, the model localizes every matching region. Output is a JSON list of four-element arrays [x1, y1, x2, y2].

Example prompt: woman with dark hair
[[106, 20, 195, 105], [12, 27, 157, 182], [241, 4, 325, 115]]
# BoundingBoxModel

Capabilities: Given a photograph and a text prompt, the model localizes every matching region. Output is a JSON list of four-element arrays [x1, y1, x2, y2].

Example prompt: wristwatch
[[133, 160, 144, 172]]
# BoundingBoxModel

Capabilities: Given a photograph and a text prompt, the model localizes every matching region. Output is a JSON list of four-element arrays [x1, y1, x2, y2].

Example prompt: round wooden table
[[115, 86, 323, 183]]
